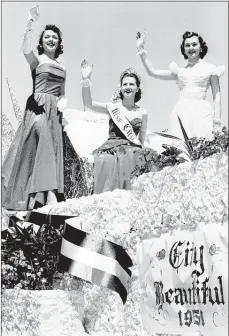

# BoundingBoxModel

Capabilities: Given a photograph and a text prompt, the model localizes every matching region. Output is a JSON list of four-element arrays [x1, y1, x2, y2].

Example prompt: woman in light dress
[[136, 31, 225, 141]]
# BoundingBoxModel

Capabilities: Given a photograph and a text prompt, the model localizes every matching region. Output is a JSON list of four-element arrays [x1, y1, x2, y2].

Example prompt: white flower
[[20, 152, 228, 336]]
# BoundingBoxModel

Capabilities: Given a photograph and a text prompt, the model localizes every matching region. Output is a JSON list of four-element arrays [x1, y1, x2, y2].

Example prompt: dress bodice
[[108, 117, 142, 140], [93, 118, 142, 153], [32, 63, 66, 97], [169, 61, 225, 100]]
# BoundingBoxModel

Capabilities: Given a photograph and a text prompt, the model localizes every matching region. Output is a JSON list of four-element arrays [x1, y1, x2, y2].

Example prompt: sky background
[[2, 1, 228, 132]]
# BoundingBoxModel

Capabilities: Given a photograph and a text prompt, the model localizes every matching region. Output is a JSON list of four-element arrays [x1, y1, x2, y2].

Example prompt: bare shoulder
[[54, 58, 66, 71], [37, 54, 46, 63]]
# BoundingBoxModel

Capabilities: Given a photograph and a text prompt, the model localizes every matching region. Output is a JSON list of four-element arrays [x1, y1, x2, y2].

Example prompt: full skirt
[[93, 140, 158, 194], [2, 93, 64, 210], [169, 98, 214, 141]]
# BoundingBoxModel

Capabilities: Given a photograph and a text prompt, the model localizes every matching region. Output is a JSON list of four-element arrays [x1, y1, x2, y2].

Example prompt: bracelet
[[136, 49, 147, 56], [81, 78, 92, 87], [24, 25, 34, 35], [24, 28, 33, 35]]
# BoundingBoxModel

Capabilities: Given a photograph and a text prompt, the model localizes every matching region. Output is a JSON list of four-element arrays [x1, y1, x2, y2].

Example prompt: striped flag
[[8, 210, 133, 303], [59, 217, 133, 304]]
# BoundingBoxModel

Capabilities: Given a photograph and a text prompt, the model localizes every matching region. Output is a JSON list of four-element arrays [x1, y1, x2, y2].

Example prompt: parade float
[[1, 82, 228, 335]]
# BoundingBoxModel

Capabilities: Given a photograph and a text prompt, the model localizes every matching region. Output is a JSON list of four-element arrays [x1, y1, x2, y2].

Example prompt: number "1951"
[[178, 309, 205, 327]]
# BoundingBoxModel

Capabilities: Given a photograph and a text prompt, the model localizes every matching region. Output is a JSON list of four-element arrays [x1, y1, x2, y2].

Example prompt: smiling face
[[184, 35, 201, 61], [120, 75, 139, 100], [42, 30, 59, 54]]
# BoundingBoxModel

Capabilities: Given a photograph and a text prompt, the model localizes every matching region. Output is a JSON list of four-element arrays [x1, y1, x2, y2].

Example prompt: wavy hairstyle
[[37, 24, 63, 59], [119, 69, 142, 103], [180, 31, 208, 59]]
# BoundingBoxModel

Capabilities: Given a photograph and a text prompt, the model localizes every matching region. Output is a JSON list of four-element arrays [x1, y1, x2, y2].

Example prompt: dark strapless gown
[[2, 63, 66, 210], [93, 118, 159, 194]]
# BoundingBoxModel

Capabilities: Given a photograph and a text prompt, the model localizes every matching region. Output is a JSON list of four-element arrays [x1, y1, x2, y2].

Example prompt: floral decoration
[[1, 149, 228, 335], [209, 244, 221, 256], [156, 249, 166, 260]]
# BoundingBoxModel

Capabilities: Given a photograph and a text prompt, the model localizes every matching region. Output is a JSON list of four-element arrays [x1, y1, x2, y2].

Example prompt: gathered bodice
[[93, 117, 142, 153], [169, 61, 225, 100], [108, 117, 142, 139], [32, 63, 66, 97]]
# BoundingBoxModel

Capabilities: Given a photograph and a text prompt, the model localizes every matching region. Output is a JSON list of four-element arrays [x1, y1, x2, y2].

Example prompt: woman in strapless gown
[[2, 6, 68, 210], [81, 60, 159, 194], [136, 31, 225, 141]]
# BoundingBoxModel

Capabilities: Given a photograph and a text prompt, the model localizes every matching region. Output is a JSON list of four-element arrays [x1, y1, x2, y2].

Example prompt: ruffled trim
[[168, 61, 179, 75], [211, 64, 226, 77]]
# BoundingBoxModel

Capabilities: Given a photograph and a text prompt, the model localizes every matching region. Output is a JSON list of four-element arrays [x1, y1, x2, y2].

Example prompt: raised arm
[[21, 6, 40, 71], [136, 32, 175, 80], [138, 109, 148, 144], [81, 59, 108, 115]]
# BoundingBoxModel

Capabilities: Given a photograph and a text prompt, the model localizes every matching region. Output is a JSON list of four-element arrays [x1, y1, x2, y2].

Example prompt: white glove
[[136, 31, 147, 54], [28, 5, 40, 22], [57, 97, 67, 112], [213, 117, 223, 133]]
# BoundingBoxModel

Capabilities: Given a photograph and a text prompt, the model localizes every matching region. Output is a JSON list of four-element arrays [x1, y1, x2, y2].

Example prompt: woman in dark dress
[[2, 6, 67, 210], [81, 59, 158, 194]]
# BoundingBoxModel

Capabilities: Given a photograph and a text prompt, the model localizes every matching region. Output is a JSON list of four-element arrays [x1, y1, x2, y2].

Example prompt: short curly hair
[[180, 31, 208, 59], [119, 73, 142, 103], [37, 24, 63, 59]]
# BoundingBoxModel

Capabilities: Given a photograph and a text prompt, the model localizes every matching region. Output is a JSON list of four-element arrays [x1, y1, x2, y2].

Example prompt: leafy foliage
[[130, 148, 160, 178], [157, 145, 187, 169], [131, 126, 228, 179], [190, 127, 228, 160], [1, 217, 63, 290], [152, 116, 228, 168]]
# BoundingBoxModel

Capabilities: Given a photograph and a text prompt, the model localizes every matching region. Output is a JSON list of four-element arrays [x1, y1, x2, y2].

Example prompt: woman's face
[[184, 35, 201, 60], [42, 30, 59, 54], [120, 76, 138, 100]]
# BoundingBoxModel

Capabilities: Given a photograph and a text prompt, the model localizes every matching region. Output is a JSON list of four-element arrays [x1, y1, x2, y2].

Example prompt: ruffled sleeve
[[211, 64, 226, 77], [168, 61, 179, 76]]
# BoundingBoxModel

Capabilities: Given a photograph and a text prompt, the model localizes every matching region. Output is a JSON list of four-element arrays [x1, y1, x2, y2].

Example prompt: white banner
[[137, 224, 228, 336], [106, 102, 142, 147]]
